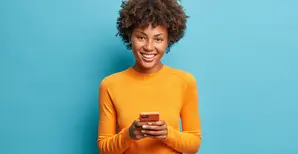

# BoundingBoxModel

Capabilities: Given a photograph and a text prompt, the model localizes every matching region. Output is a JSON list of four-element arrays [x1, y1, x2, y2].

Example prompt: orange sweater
[[97, 65, 202, 154]]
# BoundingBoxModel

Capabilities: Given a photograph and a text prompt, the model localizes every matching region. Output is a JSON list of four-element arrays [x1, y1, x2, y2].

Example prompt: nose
[[143, 40, 154, 52]]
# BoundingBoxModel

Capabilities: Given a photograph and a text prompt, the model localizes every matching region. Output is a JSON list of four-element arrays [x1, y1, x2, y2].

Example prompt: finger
[[134, 120, 148, 128], [147, 120, 165, 126], [134, 121, 144, 128], [133, 119, 140, 127], [135, 134, 145, 140], [142, 124, 167, 130], [134, 130, 143, 136], [141, 130, 167, 136]]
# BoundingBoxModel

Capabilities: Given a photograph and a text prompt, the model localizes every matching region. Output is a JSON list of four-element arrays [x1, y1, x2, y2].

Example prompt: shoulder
[[166, 66, 197, 86], [99, 69, 129, 88]]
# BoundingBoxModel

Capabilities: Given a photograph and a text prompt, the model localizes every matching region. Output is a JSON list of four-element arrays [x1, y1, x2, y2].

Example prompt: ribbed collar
[[125, 64, 169, 83]]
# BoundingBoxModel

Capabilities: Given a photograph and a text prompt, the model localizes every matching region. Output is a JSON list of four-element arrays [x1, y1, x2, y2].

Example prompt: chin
[[140, 62, 156, 69]]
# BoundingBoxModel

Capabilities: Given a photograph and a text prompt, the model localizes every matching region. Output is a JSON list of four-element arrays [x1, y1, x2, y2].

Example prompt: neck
[[133, 62, 164, 74]]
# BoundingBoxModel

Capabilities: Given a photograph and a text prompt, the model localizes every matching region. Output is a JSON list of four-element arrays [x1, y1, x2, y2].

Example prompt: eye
[[137, 36, 146, 41], [156, 38, 163, 42]]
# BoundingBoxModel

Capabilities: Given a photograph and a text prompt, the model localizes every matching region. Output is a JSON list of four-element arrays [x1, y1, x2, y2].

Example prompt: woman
[[97, 0, 202, 153]]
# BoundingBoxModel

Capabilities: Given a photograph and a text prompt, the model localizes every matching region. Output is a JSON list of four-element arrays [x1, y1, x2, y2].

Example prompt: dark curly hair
[[116, 0, 189, 53]]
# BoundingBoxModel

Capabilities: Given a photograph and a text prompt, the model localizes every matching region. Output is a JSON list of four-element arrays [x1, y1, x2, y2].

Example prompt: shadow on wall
[[81, 42, 134, 154]]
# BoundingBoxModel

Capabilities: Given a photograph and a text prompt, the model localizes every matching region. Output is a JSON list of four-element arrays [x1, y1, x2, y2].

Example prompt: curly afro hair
[[116, 0, 189, 52]]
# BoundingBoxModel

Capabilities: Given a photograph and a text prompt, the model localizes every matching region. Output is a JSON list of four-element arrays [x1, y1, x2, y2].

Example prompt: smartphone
[[139, 112, 160, 122]]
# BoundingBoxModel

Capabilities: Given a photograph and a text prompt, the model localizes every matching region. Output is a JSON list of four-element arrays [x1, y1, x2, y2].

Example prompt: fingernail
[[142, 125, 147, 128], [144, 134, 147, 136], [148, 122, 152, 125], [141, 130, 145, 133]]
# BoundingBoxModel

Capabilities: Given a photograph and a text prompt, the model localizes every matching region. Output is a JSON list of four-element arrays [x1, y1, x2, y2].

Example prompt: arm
[[163, 74, 202, 154], [97, 79, 133, 154]]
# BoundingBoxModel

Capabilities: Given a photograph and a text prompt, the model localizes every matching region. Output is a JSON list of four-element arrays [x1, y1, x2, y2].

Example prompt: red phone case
[[139, 112, 160, 122]]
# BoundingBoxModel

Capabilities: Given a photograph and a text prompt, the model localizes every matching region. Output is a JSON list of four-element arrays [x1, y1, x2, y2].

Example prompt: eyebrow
[[136, 31, 163, 37]]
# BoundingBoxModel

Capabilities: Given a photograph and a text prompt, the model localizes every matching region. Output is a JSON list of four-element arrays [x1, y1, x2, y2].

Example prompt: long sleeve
[[97, 79, 133, 154], [163, 74, 202, 154]]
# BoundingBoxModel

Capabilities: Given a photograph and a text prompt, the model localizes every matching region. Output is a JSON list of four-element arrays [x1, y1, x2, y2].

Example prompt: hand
[[128, 119, 148, 140], [141, 120, 168, 140]]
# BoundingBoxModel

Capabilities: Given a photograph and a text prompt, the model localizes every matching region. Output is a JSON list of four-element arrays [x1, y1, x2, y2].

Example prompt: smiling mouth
[[140, 53, 157, 62]]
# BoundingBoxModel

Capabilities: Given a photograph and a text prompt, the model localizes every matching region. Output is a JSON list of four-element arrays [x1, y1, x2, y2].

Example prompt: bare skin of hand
[[140, 120, 168, 140], [128, 119, 148, 140]]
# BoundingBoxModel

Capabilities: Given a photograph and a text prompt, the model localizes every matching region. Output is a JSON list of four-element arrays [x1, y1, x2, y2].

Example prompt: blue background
[[1, 0, 297, 154]]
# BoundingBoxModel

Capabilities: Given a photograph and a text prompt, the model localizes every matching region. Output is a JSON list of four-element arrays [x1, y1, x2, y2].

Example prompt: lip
[[140, 52, 157, 62]]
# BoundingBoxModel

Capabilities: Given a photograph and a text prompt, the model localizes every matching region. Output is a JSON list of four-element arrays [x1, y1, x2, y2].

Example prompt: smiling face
[[130, 24, 169, 73]]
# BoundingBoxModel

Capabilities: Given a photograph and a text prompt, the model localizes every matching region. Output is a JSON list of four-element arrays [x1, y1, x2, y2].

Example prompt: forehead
[[133, 24, 168, 35]]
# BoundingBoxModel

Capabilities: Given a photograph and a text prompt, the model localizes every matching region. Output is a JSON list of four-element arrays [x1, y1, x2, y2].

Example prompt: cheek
[[156, 43, 168, 54], [131, 40, 144, 51]]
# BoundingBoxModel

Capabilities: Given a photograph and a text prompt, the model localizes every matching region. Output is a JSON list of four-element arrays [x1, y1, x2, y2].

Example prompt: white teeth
[[142, 54, 155, 58]]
